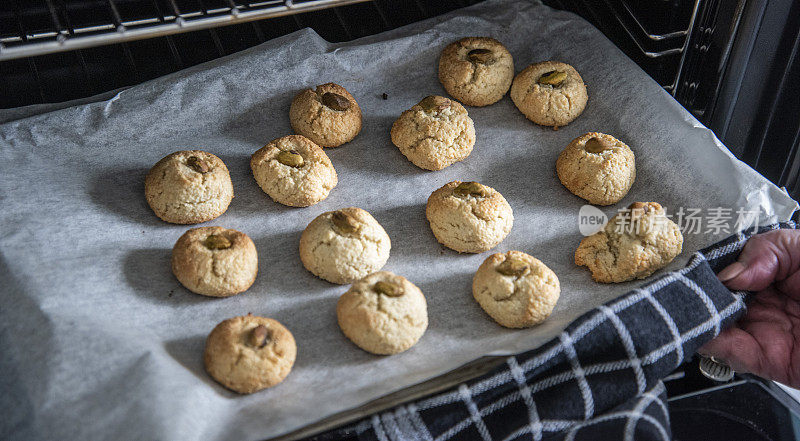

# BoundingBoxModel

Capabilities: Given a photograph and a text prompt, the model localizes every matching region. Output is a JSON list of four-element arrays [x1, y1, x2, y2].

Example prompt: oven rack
[[565, 0, 701, 94], [603, 0, 697, 54], [0, 0, 370, 61], [618, 1, 691, 42], [2, 0, 696, 63]]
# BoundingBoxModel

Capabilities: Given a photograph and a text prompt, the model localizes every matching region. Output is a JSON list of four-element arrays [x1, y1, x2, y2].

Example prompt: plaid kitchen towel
[[308, 221, 798, 441]]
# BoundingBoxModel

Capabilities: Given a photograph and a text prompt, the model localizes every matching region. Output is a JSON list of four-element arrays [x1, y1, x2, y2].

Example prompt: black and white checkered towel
[[309, 222, 797, 441]]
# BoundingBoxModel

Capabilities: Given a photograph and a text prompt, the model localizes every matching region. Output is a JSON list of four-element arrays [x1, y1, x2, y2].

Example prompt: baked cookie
[[472, 251, 560, 328], [299, 207, 391, 284], [172, 227, 258, 297], [556, 132, 636, 206], [250, 135, 337, 207], [390, 96, 476, 171], [171, 226, 258, 297], [145, 150, 234, 224], [426, 181, 514, 253], [337, 271, 428, 355], [204, 314, 296, 394], [510, 61, 588, 127], [289, 83, 362, 148], [575, 202, 683, 283], [438, 37, 514, 106]]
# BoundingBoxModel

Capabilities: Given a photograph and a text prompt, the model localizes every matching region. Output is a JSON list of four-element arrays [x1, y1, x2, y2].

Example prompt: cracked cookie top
[[390, 95, 476, 171], [289, 82, 362, 148], [250, 134, 338, 208], [472, 251, 560, 328], [337, 271, 428, 355], [575, 202, 684, 283], [556, 132, 636, 206], [438, 37, 514, 107], [204, 314, 296, 394], [299, 207, 391, 284], [171, 226, 258, 297], [510, 60, 588, 127], [425, 181, 514, 253], [144, 150, 234, 224]]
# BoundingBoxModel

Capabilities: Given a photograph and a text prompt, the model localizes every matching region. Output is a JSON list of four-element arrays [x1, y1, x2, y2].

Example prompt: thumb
[[716, 230, 800, 291]]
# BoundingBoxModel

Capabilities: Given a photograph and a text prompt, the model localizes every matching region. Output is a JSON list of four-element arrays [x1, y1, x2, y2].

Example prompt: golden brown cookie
[[289, 83, 362, 148], [472, 251, 560, 328], [145, 150, 234, 224], [426, 181, 514, 253], [575, 202, 683, 283], [438, 37, 514, 106], [204, 314, 296, 394], [337, 271, 428, 355], [171, 226, 258, 297], [390, 96, 476, 171], [556, 132, 636, 206], [299, 207, 391, 284], [510, 61, 588, 127], [250, 134, 337, 207]]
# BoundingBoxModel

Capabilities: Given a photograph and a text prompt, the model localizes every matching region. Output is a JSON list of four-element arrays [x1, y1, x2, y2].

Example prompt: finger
[[719, 230, 800, 293], [717, 262, 746, 282], [698, 328, 763, 375]]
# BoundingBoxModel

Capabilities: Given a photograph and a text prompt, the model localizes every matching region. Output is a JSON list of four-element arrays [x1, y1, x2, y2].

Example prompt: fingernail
[[710, 356, 729, 366], [717, 262, 746, 282]]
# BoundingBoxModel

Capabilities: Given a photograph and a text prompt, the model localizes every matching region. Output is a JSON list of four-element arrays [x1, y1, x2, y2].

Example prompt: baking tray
[[0, 1, 796, 440]]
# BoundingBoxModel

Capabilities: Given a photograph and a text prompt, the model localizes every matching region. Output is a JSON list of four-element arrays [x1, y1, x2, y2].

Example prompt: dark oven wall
[[1, 0, 798, 203]]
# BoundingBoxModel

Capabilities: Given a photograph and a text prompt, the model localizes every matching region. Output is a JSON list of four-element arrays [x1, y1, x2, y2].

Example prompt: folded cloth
[[309, 221, 797, 441]]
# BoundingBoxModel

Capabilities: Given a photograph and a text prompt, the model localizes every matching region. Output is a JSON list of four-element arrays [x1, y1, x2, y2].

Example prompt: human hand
[[698, 229, 800, 388]]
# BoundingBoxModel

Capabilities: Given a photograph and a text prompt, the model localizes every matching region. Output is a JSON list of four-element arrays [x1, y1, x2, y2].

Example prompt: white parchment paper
[[1, 1, 797, 440]]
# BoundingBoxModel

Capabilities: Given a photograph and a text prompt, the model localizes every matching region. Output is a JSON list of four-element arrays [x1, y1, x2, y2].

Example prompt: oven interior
[[2, 0, 800, 438]]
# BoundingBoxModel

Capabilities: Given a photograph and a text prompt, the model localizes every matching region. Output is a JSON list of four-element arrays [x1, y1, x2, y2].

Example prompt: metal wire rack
[[0, 0, 370, 60], [603, 0, 697, 51]]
